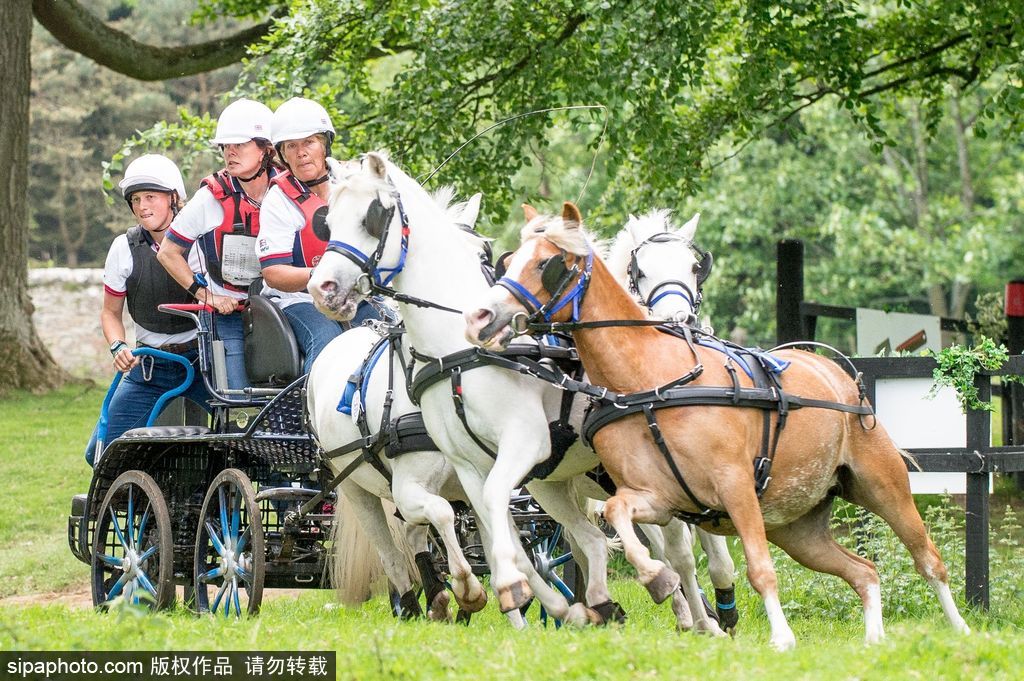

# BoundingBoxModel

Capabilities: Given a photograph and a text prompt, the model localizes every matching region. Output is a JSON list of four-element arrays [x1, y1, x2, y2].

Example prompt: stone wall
[[29, 268, 136, 383]]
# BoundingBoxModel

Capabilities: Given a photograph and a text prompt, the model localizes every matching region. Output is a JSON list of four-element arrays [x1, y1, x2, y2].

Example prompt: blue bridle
[[497, 250, 594, 330], [325, 193, 410, 295]]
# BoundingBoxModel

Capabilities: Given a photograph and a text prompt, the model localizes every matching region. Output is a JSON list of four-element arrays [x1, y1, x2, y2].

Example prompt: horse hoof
[[644, 567, 680, 604], [427, 590, 451, 622], [498, 580, 532, 613], [592, 600, 627, 626], [453, 587, 487, 614], [397, 589, 424, 620], [455, 609, 472, 626], [564, 603, 603, 626]]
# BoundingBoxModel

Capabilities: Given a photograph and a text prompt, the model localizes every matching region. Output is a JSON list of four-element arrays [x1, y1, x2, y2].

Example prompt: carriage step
[[71, 494, 88, 517]]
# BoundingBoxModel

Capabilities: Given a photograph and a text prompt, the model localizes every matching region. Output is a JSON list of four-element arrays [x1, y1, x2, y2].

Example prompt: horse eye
[[537, 257, 551, 270]]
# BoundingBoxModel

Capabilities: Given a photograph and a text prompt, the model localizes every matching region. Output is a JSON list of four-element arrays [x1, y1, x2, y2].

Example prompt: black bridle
[[627, 233, 713, 316]]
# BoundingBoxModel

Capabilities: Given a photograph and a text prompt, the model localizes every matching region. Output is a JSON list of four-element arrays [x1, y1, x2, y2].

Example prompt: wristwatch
[[109, 340, 128, 357]]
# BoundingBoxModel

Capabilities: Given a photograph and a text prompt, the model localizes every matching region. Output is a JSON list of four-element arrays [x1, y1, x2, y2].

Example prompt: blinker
[[363, 197, 396, 238], [541, 256, 570, 295], [312, 205, 331, 241], [494, 251, 514, 279]]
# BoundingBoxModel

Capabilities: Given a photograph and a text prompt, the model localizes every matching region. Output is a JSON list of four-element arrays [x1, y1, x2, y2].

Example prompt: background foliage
[[29, 0, 1024, 344]]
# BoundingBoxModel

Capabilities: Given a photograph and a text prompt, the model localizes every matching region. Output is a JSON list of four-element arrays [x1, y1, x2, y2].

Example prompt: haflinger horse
[[464, 201, 970, 650], [308, 152, 724, 633], [307, 192, 488, 622], [604, 209, 738, 627]]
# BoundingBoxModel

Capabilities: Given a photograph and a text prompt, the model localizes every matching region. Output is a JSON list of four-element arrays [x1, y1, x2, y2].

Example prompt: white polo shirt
[[103, 231, 202, 347]]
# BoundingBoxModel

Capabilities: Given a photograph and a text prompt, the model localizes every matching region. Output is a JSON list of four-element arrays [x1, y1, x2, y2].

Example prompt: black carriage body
[[69, 377, 334, 591]]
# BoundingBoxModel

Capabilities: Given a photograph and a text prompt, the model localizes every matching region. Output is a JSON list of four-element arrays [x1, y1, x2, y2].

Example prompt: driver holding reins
[[157, 98, 280, 390]]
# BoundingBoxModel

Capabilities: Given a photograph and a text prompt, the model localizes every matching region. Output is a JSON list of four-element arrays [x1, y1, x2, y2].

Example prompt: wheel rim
[[91, 471, 172, 610], [194, 469, 264, 617]]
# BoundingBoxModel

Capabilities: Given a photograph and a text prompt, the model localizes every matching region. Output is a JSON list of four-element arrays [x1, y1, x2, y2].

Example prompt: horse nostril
[[319, 280, 337, 295], [466, 308, 493, 328]]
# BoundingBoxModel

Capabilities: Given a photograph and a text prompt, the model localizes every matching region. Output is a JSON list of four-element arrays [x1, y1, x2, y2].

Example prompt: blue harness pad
[[695, 337, 790, 379], [337, 339, 389, 415]]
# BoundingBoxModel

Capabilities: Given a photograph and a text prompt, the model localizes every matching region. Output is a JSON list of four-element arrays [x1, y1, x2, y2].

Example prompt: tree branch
[[32, 0, 274, 81]]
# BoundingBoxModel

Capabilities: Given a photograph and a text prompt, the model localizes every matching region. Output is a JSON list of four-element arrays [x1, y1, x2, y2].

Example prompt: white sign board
[[856, 309, 942, 356], [874, 377, 989, 494]]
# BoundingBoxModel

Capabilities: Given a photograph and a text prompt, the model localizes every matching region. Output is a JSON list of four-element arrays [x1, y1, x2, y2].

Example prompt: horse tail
[[382, 498, 422, 588], [330, 493, 385, 606]]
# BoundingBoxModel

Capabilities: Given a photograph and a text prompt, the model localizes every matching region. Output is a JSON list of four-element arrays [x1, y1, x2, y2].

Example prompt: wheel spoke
[[137, 570, 158, 598], [106, 571, 130, 599], [211, 579, 229, 614], [236, 527, 250, 554], [136, 501, 152, 547], [550, 553, 573, 569], [549, 574, 573, 600], [201, 566, 226, 583], [550, 525, 562, 548], [98, 553, 122, 568], [218, 486, 229, 544], [205, 521, 227, 557], [236, 566, 251, 584], [231, 487, 241, 542], [232, 576, 241, 617], [138, 544, 159, 564], [109, 506, 129, 550], [126, 486, 135, 550]]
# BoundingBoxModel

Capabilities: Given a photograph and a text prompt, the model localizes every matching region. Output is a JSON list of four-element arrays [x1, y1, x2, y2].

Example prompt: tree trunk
[[0, 1, 67, 392], [949, 91, 974, 318]]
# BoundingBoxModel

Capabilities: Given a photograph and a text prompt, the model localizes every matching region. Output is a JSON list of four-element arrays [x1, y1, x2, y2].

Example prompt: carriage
[[66, 297, 576, 618]]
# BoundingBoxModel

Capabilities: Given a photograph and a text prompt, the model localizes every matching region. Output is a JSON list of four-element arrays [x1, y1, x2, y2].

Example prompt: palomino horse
[[307, 192, 488, 621], [464, 202, 970, 650], [605, 209, 738, 625], [308, 153, 723, 633]]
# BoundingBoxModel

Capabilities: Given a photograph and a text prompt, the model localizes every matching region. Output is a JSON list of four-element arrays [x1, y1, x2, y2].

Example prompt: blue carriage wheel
[[192, 468, 265, 617], [91, 470, 175, 610]]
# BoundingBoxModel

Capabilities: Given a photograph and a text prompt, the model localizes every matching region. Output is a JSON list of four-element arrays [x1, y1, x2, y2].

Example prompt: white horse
[[605, 209, 738, 628], [309, 193, 488, 621], [309, 152, 723, 632]]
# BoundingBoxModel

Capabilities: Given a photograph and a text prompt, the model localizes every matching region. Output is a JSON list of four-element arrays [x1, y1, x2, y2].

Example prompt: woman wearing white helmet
[[157, 98, 281, 389], [85, 154, 213, 465], [256, 97, 385, 372]]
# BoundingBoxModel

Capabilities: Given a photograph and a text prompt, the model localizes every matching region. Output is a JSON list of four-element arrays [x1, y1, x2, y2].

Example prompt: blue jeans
[[202, 311, 248, 389], [85, 349, 212, 466], [284, 300, 390, 373]]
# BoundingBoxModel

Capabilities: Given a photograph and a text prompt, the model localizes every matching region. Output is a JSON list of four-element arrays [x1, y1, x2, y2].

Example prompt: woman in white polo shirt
[[157, 98, 280, 389], [85, 154, 212, 465]]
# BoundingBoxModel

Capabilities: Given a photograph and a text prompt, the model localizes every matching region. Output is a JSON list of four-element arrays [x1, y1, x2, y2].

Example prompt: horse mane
[[520, 214, 594, 256], [384, 158, 490, 255]]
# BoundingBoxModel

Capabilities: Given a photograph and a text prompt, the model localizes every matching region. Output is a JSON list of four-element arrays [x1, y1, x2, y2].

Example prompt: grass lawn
[[2, 386, 1024, 679]]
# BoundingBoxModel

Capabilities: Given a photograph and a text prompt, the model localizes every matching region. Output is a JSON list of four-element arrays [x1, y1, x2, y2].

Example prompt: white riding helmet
[[271, 97, 336, 148], [118, 154, 187, 203], [211, 98, 273, 145]]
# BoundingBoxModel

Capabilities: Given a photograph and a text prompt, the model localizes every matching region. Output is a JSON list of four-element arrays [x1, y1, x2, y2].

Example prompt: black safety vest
[[124, 226, 194, 334]]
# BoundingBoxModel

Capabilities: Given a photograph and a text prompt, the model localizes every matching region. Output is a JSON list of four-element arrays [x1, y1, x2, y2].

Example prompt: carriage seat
[[243, 294, 303, 388], [120, 425, 212, 438]]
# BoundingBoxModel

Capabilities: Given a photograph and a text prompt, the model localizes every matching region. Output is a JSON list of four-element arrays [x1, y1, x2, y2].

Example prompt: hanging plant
[[928, 337, 1014, 413]]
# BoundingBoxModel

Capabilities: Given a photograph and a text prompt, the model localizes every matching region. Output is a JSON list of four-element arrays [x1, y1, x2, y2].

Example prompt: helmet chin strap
[[237, 150, 272, 182], [305, 174, 330, 187]]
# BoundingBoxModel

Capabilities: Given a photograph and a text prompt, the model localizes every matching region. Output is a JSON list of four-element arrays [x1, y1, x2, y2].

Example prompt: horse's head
[[308, 151, 402, 320], [465, 202, 592, 351], [617, 210, 712, 325]]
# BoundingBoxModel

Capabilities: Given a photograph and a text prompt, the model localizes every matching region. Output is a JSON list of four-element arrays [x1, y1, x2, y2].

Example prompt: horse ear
[[365, 151, 388, 179], [679, 212, 700, 241], [522, 203, 539, 222], [562, 202, 583, 227], [462, 193, 482, 228]]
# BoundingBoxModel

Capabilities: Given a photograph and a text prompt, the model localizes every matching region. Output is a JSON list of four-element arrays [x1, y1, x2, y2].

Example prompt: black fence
[[775, 239, 1024, 609]]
